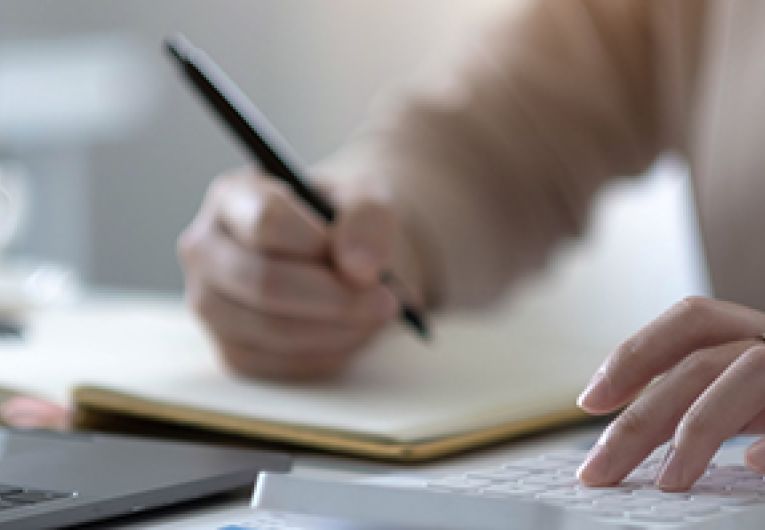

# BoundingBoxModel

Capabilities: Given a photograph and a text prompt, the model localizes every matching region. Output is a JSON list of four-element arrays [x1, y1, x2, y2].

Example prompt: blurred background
[[0, 0, 709, 335]]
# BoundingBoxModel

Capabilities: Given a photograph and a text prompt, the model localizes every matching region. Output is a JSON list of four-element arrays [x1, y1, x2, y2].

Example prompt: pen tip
[[403, 306, 430, 341]]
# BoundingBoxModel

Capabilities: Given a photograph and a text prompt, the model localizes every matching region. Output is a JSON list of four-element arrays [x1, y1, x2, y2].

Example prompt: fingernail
[[656, 444, 685, 490], [577, 368, 609, 410], [374, 287, 399, 319], [747, 440, 765, 473], [577, 444, 612, 485], [343, 247, 377, 282]]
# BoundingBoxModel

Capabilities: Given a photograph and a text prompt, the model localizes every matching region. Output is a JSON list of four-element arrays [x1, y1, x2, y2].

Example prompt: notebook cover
[[73, 385, 589, 462]]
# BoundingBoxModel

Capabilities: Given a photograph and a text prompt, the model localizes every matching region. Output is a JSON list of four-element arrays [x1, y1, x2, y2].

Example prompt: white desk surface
[[114, 424, 604, 529]]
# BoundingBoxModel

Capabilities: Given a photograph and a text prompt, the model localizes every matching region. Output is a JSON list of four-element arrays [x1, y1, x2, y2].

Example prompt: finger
[[212, 173, 329, 259], [656, 342, 765, 491], [577, 341, 745, 486], [745, 437, 765, 473], [579, 297, 765, 414], [739, 408, 765, 433], [189, 282, 383, 359], [332, 187, 395, 287], [0, 396, 71, 430], [193, 230, 398, 323], [216, 338, 367, 382]]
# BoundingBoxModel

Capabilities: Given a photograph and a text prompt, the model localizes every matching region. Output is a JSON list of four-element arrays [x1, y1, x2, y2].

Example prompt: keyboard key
[[3, 490, 59, 504], [627, 510, 685, 523], [654, 501, 720, 517], [534, 489, 586, 502], [465, 468, 530, 482], [631, 488, 689, 500], [427, 476, 492, 493]]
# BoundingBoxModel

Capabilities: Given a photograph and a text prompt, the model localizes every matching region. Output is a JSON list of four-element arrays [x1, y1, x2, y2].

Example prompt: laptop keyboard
[[0, 484, 73, 510]]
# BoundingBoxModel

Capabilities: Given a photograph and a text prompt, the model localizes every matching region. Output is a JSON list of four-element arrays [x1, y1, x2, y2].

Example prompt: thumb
[[332, 191, 395, 287]]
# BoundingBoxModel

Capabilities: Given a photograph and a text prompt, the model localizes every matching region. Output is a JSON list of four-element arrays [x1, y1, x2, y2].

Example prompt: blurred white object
[[0, 34, 157, 147], [0, 261, 78, 317], [0, 162, 28, 252], [0, 163, 78, 317]]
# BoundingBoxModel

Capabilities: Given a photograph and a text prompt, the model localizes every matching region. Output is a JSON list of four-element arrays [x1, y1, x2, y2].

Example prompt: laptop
[[0, 427, 290, 529]]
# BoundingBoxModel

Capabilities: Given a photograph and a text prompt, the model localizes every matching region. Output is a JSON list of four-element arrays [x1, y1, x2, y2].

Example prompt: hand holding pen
[[170, 35, 428, 381]]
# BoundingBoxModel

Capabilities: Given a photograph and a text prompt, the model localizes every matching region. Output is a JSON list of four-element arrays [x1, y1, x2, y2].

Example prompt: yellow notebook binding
[[74, 385, 589, 462]]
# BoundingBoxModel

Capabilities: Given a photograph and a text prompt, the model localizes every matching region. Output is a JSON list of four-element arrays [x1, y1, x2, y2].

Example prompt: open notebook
[[26, 294, 618, 462], [0, 292, 634, 462]]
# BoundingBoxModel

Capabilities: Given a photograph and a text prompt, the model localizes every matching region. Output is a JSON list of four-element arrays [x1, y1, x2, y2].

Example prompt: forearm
[[322, 0, 702, 311]]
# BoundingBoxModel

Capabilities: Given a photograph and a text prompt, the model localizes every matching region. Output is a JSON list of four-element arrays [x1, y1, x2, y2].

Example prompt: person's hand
[[576, 296, 765, 491], [179, 169, 420, 381], [0, 395, 70, 430]]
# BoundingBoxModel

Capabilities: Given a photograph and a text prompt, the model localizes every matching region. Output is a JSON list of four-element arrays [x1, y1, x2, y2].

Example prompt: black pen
[[165, 34, 429, 339]]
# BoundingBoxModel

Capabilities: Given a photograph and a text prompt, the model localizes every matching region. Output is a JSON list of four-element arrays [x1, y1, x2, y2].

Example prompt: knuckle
[[682, 349, 722, 380], [178, 228, 224, 282], [612, 407, 648, 439], [677, 409, 710, 440], [615, 337, 638, 357], [255, 188, 291, 235], [253, 259, 284, 300], [614, 337, 641, 365], [176, 228, 194, 263], [176, 224, 205, 266], [744, 345, 765, 371], [676, 295, 713, 322], [208, 174, 233, 202]]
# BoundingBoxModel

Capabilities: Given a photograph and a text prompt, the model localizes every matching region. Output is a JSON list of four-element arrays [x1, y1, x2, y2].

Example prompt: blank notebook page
[[0, 295, 616, 443]]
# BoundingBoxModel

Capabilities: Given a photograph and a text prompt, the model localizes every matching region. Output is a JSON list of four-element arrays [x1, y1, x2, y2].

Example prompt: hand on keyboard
[[577, 297, 765, 491], [254, 449, 765, 529], [426, 451, 765, 526]]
